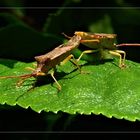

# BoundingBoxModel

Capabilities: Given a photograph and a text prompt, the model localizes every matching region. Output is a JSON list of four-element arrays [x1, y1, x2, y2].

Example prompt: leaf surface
[[0, 58, 139, 121]]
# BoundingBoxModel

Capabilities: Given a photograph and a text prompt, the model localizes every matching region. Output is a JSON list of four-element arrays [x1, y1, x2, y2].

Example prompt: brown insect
[[0, 35, 81, 90], [63, 31, 140, 68]]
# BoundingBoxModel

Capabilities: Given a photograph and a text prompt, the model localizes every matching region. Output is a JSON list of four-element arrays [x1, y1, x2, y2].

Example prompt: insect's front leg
[[24, 63, 37, 71], [25, 67, 35, 71]]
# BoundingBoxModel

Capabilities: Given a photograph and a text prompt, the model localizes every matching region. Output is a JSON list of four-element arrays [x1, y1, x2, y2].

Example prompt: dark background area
[[0, 0, 140, 139], [0, 0, 140, 62]]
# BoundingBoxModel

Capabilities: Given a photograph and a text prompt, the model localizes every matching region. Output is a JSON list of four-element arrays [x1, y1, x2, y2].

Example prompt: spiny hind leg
[[109, 50, 126, 68]]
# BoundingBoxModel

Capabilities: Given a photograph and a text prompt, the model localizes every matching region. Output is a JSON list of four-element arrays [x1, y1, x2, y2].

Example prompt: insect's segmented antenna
[[0, 73, 36, 87], [0, 73, 34, 79], [116, 43, 140, 47]]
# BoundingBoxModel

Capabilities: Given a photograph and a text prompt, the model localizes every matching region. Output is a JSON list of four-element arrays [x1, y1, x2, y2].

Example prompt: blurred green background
[[0, 0, 140, 139]]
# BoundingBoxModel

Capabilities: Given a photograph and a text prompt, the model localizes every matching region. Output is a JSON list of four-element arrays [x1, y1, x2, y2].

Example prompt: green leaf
[[0, 58, 140, 121]]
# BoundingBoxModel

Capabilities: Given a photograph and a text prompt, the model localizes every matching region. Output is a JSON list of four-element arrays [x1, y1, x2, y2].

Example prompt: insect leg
[[25, 63, 37, 71], [115, 50, 126, 65], [109, 50, 126, 68], [16, 77, 28, 87], [0, 73, 34, 87], [61, 54, 81, 72], [50, 69, 61, 91], [25, 67, 35, 71], [77, 50, 99, 62]]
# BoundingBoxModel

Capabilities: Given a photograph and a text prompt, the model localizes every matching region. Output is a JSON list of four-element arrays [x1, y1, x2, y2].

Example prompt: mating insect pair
[[0, 31, 140, 90]]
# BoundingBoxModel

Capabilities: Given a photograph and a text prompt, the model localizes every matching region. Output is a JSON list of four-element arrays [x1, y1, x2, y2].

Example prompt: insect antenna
[[116, 43, 140, 47], [0, 73, 35, 86], [0, 73, 34, 79]]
